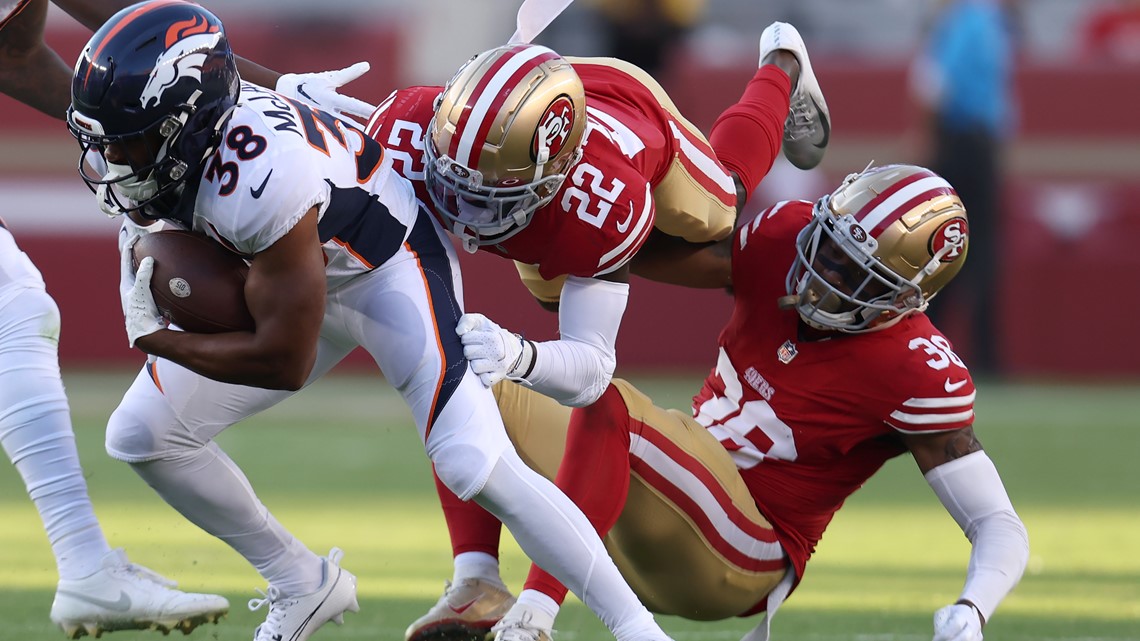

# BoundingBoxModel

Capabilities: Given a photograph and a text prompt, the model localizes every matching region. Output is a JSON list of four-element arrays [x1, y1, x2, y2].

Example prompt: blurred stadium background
[[1, 1, 1138, 640]]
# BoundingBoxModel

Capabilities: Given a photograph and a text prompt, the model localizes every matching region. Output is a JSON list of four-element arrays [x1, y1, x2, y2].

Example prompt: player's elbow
[[254, 341, 317, 391]]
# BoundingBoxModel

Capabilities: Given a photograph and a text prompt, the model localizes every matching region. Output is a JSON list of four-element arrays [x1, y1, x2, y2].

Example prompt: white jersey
[[0, 224, 44, 291], [187, 83, 420, 290]]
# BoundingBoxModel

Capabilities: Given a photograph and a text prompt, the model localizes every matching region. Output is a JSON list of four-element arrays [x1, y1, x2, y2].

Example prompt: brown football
[[131, 230, 254, 333]]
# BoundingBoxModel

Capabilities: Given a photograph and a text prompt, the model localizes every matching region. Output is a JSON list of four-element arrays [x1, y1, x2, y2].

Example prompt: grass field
[[1, 369, 1138, 641]]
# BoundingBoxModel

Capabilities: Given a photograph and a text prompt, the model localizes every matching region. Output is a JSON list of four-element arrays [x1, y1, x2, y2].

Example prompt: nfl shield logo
[[777, 340, 798, 364]]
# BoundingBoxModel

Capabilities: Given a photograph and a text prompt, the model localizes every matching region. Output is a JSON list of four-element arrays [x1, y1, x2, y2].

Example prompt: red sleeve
[[364, 86, 440, 206], [879, 317, 976, 433]]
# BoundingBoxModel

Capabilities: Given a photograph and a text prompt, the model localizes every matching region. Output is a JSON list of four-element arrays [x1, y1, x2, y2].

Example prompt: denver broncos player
[[67, 3, 687, 641], [1, 2, 372, 637], [364, 25, 830, 641], [483, 165, 1028, 641]]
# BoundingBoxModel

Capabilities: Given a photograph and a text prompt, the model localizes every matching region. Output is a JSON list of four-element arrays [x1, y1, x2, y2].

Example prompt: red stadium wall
[[5, 22, 1138, 378]]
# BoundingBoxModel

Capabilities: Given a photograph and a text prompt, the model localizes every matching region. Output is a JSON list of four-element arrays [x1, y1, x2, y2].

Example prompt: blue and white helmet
[[67, 0, 239, 218]]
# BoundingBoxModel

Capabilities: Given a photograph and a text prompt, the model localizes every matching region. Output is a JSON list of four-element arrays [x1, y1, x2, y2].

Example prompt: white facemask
[[103, 162, 159, 202]]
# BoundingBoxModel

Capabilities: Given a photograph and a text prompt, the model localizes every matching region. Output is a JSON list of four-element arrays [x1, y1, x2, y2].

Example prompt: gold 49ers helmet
[[784, 164, 969, 332], [425, 44, 586, 250]]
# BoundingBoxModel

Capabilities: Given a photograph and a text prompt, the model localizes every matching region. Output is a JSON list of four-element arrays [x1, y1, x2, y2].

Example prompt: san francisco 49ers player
[[482, 164, 1029, 641], [67, 3, 695, 641], [364, 24, 830, 641]]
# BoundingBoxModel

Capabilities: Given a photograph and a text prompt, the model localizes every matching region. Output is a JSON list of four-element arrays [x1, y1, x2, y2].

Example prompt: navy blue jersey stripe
[[406, 211, 467, 434], [319, 182, 408, 268]]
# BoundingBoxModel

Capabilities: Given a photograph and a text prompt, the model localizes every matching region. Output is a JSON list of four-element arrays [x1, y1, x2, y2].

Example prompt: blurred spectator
[[1080, 0, 1140, 62], [588, 0, 707, 77], [908, 0, 1017, 376]]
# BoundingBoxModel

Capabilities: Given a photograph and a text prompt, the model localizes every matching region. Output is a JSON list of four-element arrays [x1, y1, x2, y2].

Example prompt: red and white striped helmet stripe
[[449, 45, 560, 168], [853, 170, 955, 235]]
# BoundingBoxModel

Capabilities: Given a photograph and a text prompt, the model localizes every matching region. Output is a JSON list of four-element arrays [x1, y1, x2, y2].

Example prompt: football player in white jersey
[[1, 0, 372, 638], [66, 3, 683, 641]]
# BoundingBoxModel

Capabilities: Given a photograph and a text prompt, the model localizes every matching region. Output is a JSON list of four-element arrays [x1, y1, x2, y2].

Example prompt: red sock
[[434, 467, 502, 557], [709, 65, 792, 197], [522, 385, 633, 602]]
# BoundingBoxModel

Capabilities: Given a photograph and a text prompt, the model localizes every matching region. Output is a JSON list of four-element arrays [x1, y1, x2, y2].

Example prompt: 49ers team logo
[[531, 94, 575, 162], [930, 217, 968, 262]]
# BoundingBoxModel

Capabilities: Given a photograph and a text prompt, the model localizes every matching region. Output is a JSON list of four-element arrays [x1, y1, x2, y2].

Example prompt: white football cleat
[[491, 610, 553, 641], [405, 578, 515, 641], [249, 548, 359, 641], [760, 21, 831, 170], [49, 548, 229, 639]]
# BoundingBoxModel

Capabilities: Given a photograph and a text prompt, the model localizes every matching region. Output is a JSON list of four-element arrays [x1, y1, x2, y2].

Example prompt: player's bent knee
[[431, 441, 505, 501]]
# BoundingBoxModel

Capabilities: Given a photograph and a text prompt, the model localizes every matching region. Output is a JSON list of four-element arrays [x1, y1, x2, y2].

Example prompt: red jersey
[[692, 200, 976, 584], [364, 60, 733, 279]]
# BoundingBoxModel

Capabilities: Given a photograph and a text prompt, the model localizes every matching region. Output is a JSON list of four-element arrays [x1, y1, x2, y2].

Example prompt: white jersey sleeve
[[190, 83, 421, 288]]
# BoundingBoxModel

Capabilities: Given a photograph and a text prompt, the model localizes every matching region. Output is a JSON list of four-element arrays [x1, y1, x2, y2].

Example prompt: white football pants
[[0, 229, 112, 580], [104, 214, 663, 639]]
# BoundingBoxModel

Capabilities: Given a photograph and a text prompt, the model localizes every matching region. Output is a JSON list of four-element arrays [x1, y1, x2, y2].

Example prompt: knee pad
[[105, 384, 196, 463], [431, 439, 510, 502]]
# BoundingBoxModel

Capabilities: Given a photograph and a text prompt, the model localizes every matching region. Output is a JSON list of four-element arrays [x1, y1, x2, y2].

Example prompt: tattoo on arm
[[943, 427, 983, 461]]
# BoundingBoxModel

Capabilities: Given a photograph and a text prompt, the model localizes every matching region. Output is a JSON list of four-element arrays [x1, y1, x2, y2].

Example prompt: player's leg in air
[[0, 229, 229, 639], [491, 381, 789, 641], [105, 343, 361, 641], [405, 20, 828, 641]]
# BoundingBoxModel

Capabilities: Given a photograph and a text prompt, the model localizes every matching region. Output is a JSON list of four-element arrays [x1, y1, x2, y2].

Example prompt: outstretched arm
[[903, 427, 1029, 641], [631, 229, 733, 289], [54, 0, 283, 87], [4, 0, 374, 120], [0, 0, 73, 117]]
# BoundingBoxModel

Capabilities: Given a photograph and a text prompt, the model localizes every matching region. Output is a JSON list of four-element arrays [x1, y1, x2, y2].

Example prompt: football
[[131, 230, 254, 333]]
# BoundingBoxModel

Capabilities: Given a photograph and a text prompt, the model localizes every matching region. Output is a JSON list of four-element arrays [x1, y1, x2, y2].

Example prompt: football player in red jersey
[[364, 23, 831, 641], [480, 164, 1028, 641]]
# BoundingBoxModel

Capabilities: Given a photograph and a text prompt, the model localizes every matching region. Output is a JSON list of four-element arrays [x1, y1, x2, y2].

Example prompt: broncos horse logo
[[139, 16, 222, 108]]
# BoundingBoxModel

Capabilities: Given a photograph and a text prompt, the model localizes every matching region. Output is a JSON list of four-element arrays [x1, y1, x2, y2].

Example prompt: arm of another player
[[0, 0, 74, 117], [902, 427, 1030, 641], [631, 229, 733, 289], [458, 267, 629, 407], [132, 207, 327, 391], [55, 0, 376, 119]]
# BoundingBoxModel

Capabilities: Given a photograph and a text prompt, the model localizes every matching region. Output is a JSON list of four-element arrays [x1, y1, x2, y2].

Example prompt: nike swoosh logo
[[297, 83, 315, 103], [250, 170, 273, 199], [811, 96, 830, 149], [56, 589, 132, 612], [944, 378, 968, 393], [449, 597, 479, 615], [615, 203, 635, 233]]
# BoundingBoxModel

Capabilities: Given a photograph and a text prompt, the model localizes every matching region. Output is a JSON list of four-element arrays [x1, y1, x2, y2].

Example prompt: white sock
[[130, 442, 324, 597], [474, 450, 666, 641], [454, 551, 502, 585], [515, 589, 560, 632], [0, 295, 111, 581]]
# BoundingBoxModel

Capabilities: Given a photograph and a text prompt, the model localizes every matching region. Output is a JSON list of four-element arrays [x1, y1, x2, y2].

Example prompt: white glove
[[456, 313, 534, 387], [275, 62, 378, 119], [123, 256, 167, 348], [933, 604, 983, 641]]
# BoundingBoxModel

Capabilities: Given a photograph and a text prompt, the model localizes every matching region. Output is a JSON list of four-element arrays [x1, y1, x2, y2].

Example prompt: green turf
[[1, 370, 1137, 640]]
